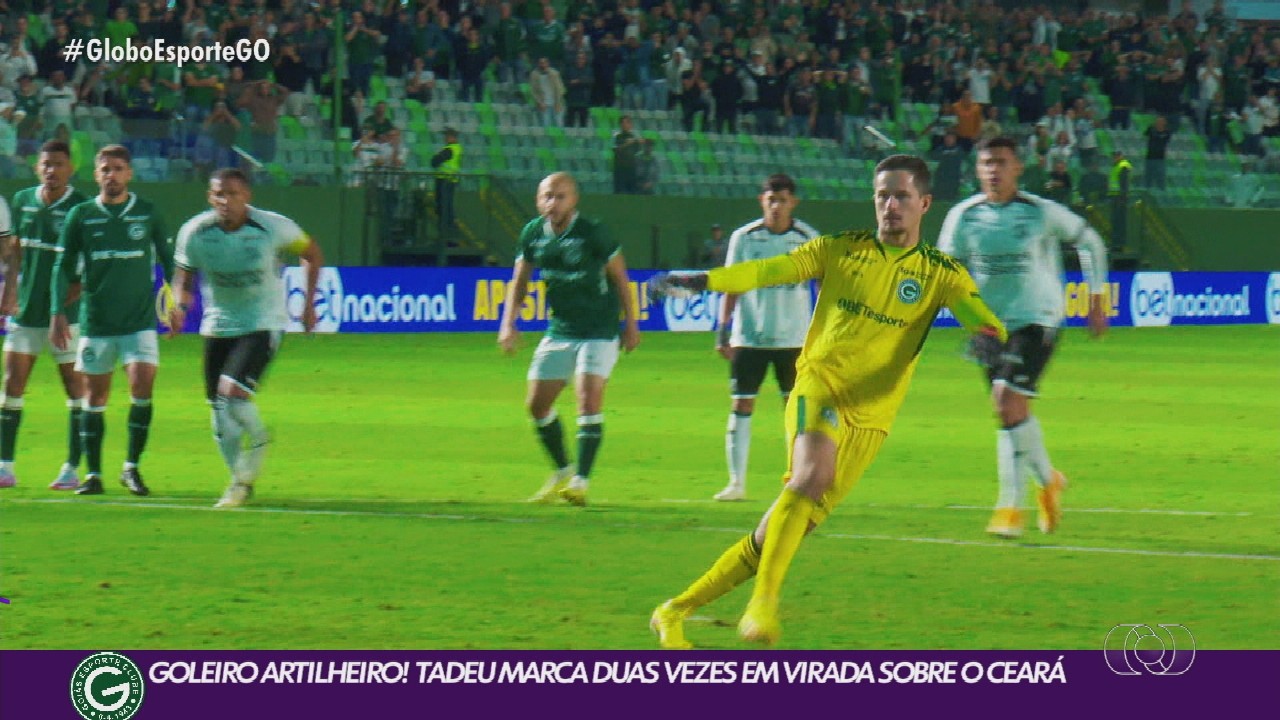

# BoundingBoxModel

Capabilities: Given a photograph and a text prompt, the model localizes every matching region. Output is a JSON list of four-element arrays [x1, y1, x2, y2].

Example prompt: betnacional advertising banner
[[7, 269, 1270, 336], [269, 268, 1279, 334]]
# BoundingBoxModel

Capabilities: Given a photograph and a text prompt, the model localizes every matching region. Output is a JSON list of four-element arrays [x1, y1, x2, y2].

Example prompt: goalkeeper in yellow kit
[[647, 155, 1007, 648]]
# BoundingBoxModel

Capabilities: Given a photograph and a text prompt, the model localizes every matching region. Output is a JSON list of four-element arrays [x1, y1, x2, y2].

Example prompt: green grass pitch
[[1, 326, 1276, 649]]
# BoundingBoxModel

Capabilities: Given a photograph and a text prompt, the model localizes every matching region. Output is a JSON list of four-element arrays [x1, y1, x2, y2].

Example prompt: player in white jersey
[[937, 137, 1108, 538], [713, 174, 819, 501], [168, 169, 324, 508]]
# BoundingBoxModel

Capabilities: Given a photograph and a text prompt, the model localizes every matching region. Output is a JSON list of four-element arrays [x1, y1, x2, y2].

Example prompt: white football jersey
[[175, 206, 309, 337], [725, 218, 820, 348], [937, 191, 1108, 332]]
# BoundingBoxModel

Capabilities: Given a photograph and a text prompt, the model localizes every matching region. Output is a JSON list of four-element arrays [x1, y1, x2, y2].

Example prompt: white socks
[[210, 398, 244, 473], [1010, 416, 1053, 487], [996, 416, 1054, 509], [211, 397, 269, 485], [227, 397, 269, 485], [995, 428, 1023, 509], [725, 412, 752, 489]]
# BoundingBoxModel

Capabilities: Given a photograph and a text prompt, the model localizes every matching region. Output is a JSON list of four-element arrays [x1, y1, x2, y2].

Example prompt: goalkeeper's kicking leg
[[653, 392, 883, 648]]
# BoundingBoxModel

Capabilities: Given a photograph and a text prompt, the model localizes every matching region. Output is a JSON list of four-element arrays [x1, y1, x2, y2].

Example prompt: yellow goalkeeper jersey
[[708, 229, 1005, 432]]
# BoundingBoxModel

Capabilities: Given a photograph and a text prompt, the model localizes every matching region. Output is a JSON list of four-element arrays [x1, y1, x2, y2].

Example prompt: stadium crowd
[[0, 0, 1277, 201]]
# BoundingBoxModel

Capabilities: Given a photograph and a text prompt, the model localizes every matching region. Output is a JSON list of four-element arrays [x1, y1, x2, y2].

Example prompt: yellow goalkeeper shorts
[[782, 379, 887, 525]]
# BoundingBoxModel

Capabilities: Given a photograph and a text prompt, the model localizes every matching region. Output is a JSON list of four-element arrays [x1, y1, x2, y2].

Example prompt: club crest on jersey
[[897, 278, 922, 304], [127, 223, 147, 241]]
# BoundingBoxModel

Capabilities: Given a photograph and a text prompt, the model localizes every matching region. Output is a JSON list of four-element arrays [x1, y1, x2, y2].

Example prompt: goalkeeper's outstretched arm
[[650, 252, 812, 297]]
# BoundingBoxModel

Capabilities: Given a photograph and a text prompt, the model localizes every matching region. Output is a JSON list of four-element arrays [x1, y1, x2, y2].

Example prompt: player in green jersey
[[50, 145, 175, 497], [498, 172, 641, 506], [0, 141, 91, 490]]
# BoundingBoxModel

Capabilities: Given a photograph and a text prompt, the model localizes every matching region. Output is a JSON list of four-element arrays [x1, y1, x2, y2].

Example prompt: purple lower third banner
[[0, 650, 1271, 717]]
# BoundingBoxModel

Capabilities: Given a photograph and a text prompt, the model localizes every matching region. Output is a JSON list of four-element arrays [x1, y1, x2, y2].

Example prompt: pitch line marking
[[6, 497, 1277, 562]]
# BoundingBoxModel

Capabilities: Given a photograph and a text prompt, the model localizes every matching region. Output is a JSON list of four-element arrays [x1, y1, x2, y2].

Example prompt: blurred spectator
[[1072, 102, 1100, 166], [381, 128, 409, 169], [529, 56, 565, 127], [563, 52, 593, 128], [119, 76, 164, 120], [1, 42, 38, 85], [0, 103, 18, 178], [274, 43, 309, 117], [456, 27, 494, 103], [618, 35, 649, 110], [1226, 160, 1264, 208], [294, 13, 330, 94], [352, 125, 386, 175], [381, 5, 414, 78], [1196, 58, 1223, 134], [38, 21, 77, 81], [979, 104, 1003, 141], [405, 57, 436, 104], [784, 68, 816, 137], [13, 74, 42, 146], [592, 35, 622, 108], [196, 100, 241, 175], [237, 79, 288, 164], [929, 131, 964, 201], [1046, 130, 1076, 170], [612, 115, 641, 194], [345, 11, 381, 97], [1022, 154, 1049, 198], [711, 60, 744, 135], [677, 71, 709, 132], [1025, 124, 1051, 165], [39, 71, 76, 136], [1078, 159, 1109, 207], [1143, 114, 1171, 190], [492, 2, 528, 84], [1045, 159, 1073, 204], [635, 139, 658, 195], [1242, 95, 1266, 156], [1106, 64, 1136, 129], [665, 47, 693, 110], [840, 67, 872, 156], [952, 90, 983, 152], [698, 224, 726, 268], [528, 5, 566, 69], [104, 6, 139, 48], [811, 69, 840, 141], [754, 62, 784, 136], [364, 102, 395, 138], [1205, 100, 1230, 154], [183, 61, 223, 125]]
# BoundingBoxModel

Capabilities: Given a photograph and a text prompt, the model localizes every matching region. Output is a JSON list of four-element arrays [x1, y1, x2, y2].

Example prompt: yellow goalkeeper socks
[[670, 534, 762, 612], [750, 487, 817, 604]]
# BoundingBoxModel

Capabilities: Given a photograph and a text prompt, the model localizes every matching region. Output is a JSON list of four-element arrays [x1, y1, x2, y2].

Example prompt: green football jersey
[[52, 194, 175, 337], [516, 213, 622, 341], [9, 185, 90, 328]]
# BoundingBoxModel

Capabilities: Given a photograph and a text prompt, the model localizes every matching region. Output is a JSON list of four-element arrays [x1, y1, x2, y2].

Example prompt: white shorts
[[527, 337, 620, 381], [3, 322, 80, 364], [76, 330, 160, 375]]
